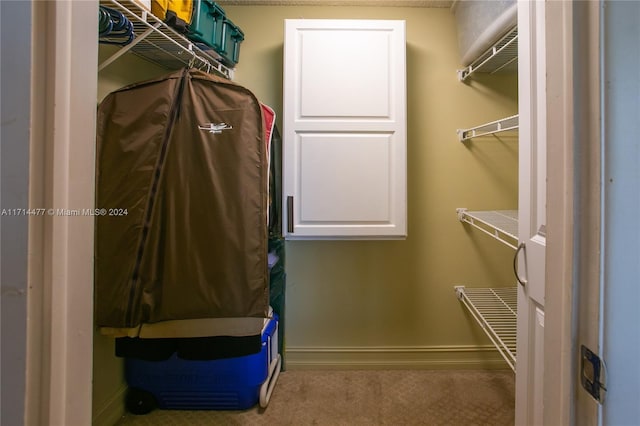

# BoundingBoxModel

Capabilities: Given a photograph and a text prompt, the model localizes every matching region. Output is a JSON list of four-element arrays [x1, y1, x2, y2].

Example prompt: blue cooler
[[125, 314, 280, 414]]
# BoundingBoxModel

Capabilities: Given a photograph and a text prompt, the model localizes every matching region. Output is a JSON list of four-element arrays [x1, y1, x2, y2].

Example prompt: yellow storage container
[[151, 0, 193, 32]]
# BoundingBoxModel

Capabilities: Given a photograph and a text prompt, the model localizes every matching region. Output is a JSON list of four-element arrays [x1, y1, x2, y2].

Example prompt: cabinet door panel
[[297, 133, 393, 224], [298, 30, 391, 119], [284, 19, 406, 239]]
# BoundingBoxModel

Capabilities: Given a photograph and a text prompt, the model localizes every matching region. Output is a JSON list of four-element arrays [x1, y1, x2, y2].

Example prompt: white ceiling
[[217, 0, 453, 7]]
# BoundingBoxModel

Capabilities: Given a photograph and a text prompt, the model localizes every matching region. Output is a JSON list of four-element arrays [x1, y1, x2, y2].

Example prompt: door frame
[[544, 0, 577, 423], [545, 1, 603, 424], [26, 1, 98, 425]]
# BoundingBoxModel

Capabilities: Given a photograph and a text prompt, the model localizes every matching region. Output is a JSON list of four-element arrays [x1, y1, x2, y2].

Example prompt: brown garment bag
[[95, 69, 268, 334]]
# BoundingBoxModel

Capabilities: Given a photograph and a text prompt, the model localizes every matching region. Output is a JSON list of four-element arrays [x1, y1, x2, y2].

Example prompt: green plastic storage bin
[[188, 0, 226, 50], [219, 18, 244, 66]]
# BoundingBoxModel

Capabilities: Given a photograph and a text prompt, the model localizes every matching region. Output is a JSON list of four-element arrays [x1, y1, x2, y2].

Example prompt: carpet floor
[[116, 369, 515, 425]]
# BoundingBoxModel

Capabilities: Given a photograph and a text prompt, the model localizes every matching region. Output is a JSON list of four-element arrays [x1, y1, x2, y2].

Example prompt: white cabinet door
[[283, 19, 406, 239], [515, 0, 547, 424]]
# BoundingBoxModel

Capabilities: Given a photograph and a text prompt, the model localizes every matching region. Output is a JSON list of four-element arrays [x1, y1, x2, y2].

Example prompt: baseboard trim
[[285, 345, 509, 370], [92, 384, 127, 426]]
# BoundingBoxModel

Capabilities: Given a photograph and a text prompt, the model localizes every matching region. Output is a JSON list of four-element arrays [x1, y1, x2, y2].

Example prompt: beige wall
[[222, 5, 519, 368]]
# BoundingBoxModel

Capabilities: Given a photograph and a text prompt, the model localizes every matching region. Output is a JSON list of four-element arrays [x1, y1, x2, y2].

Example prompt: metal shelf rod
[[457, 114, 519, 142], [99, 23, 160, 72], [491, 54, 518, 74], [455, 286, 517, 372], [99, 0, 233, 78], [458, 26, 518, 82], [457, 208, 518, 250]]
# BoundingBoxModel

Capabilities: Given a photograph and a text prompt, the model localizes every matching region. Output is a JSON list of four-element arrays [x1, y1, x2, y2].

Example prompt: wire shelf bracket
[[457, 114, 518, 142], [457, 26, 518, 82], [457, 208, 518, 250], [99, 0, 234, 79], [455, 285, 517, 372]]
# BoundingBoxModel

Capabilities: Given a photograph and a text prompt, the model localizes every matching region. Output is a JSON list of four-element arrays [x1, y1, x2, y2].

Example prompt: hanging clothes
[[95, 68, 269, 339]]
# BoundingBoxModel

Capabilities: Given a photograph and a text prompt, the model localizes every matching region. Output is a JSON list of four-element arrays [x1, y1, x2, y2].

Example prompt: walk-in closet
[[4, 0, 639, 425], [92, 0, 525, 422]]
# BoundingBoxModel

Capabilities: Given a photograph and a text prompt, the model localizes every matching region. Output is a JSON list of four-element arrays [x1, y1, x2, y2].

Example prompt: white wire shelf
[[458, 26, 518, 82], [457, 114, 518, 142], [99, 0, 233, 78], [457, 208, 518, 250], [455, 286, 517, 371]]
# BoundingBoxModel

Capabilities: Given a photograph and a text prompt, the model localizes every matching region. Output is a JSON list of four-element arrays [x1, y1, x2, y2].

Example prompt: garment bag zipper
[[125, 68, 189, 327]]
